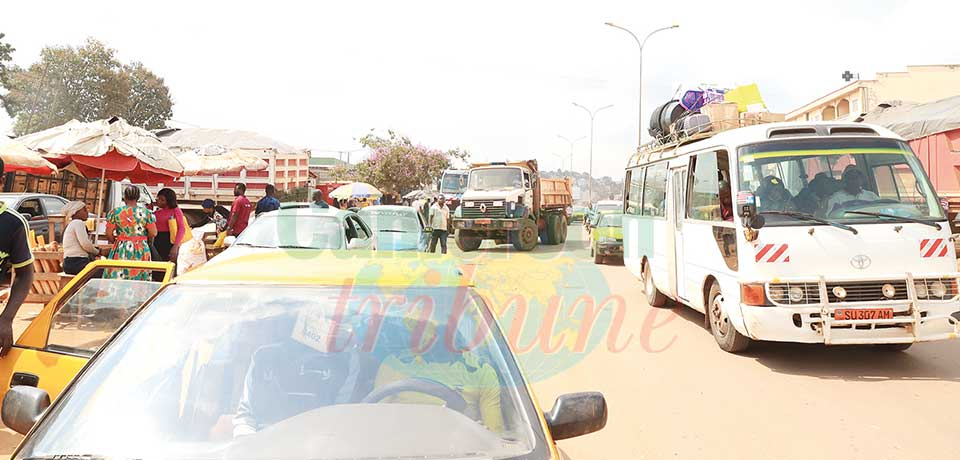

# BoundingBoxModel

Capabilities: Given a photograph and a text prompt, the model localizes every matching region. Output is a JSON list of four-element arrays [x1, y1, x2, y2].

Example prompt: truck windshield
[[440, 174, 467, 194], [738, 138, 945, 226], [469, 168, 523, 191]]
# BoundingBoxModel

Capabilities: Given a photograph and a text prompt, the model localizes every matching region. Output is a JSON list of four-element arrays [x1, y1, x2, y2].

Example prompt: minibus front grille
[[826, 280, 909, 303], [766, 282, 821, 305]]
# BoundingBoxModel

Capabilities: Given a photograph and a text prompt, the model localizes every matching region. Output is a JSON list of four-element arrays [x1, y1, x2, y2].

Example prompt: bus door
[[668, 167, 688, 300]]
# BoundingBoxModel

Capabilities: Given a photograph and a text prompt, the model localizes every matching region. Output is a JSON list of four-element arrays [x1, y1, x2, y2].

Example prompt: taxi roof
[[174, 249, 472, 287]]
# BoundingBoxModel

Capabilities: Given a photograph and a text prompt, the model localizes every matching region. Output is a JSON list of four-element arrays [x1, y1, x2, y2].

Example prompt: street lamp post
[[572, 103, 614, 204], [556, 134, 586, 174], [551, 153, 566, 171], [604, 22, 679, 147]]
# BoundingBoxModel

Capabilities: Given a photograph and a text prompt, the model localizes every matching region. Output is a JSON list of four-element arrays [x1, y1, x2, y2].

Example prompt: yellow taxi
[[0, 259, 173, 402], [3, 250, 606, 460]]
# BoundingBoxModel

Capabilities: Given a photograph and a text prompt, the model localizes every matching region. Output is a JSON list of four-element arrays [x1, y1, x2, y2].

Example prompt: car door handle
[[11, 372, 39, 388]]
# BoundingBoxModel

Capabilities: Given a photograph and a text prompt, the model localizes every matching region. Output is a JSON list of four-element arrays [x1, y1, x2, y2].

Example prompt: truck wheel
[[512, 219, 538, 251], [642, 261, 670, 308], [594, 247, 603, 264], [707, 282, 752, 353], [544, 214, 559, 245], [556, 214, 568, 244], [539, 223, 553, 245], [456, 232, 482, 252]]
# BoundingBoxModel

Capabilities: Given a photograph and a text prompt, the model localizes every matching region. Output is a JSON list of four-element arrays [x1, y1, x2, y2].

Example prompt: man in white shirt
[[428, 195, 450, 254], [825, 167, 879, 217]]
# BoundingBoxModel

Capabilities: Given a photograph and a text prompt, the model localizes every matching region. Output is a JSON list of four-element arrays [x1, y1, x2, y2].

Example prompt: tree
[[0, 38, 173, 135], [351, 130, 468, 196], [0, 32, 14, 76]]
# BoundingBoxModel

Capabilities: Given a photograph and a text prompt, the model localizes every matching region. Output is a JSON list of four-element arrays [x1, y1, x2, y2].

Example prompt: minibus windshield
[[737, 138, 945, 226]]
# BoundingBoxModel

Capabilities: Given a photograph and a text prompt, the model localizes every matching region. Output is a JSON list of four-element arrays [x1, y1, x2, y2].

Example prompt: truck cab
[[453, 161, 571, 252]]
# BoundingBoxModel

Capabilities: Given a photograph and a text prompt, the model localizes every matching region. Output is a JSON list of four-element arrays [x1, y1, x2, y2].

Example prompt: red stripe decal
[[755, 244, 774, 262], [923, 239, 943, 258], [920, 238, 931, 252], [938, 244, 948, 258], [768, 244, 789, 263]]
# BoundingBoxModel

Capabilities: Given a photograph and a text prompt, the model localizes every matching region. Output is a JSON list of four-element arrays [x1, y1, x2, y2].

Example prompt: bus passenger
[[755, 176, 795, 212], [825, 168, 878, 216]]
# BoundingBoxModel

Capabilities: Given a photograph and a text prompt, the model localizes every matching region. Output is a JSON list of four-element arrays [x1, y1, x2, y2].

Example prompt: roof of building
[[309, 157, 349, 167], [857, 95, 960, 140], [155, 127, 304, 154]]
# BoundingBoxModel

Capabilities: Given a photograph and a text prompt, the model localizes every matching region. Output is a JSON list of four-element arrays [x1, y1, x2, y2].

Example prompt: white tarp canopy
[[177, 144, 269, 176], [857, 95, 960, 140]]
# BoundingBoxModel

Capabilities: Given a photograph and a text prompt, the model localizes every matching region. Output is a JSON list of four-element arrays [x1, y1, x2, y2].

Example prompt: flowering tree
[[333, 131, 468, 196]]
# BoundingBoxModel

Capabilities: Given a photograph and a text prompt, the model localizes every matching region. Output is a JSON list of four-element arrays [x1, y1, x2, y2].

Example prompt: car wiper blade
[[844, 210, 942, 229], [759, 211, 858, 235], [377, 229, 406, 233], [277, 245, 324, 249], [24, 456, 112, 460], [234, 242, 271, 248]]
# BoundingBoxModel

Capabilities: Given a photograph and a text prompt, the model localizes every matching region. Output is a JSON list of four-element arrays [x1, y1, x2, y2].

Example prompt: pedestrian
[[312, 190, 330, 208], [0, 158, 35, 356], [153, 188, 188, 263], [201, 199, 229, 233], [429, 195, 450, 254], [227, 183, 253, 237], [255, 184, 281, 217], [104, 185, 158, 280], [61, 201, 101, 275]]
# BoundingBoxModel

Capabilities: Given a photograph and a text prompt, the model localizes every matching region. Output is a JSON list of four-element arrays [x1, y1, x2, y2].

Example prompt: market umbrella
[[329, 182, 383, 200], [403, 189, 426, 200], [17, 117, 183, 239], [177, 144, 269, 176], [0, 137, 58, 174]]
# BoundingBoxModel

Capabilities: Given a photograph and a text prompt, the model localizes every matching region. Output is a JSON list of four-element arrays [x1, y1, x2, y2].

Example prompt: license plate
[[834, 308, 894, 321], [474, 219, 491, 225]]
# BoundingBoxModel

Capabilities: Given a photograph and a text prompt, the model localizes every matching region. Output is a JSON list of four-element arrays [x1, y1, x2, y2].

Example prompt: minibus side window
[[642, 163, 668, 217], [626, 167, 645, 215], [688, 151, 732, 222]]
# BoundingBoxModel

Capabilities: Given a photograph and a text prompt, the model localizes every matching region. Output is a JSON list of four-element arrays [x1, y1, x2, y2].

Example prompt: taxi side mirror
[[223, 236, 236, 247], [544, 392, 607, 441], [2, 386, 50, 435]]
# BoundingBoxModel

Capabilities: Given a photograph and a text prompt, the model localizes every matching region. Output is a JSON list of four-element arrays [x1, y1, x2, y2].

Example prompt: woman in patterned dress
[[105, 186, 158, 280]]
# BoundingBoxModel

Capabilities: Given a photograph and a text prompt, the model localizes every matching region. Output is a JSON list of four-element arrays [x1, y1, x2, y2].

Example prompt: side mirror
[[544, 392, 607, 441], [347, 238, 364, 250], [20, 212, 33, 220], [223, 236, 237, 247], [524, 181, 531, 189], [2, 386, 50, 435], [748, 214, 766, 229]]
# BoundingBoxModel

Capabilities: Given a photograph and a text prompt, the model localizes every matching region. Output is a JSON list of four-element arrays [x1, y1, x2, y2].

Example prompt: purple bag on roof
[[680, 90, 704, 112]]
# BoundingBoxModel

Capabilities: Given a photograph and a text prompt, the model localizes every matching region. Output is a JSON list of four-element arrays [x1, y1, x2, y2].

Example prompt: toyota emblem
[[480, 203, 487, 213], [850, 254, 871, 270]]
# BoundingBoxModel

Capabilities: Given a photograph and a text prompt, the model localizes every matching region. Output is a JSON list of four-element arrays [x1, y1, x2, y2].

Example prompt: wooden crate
[[25, 250, 64, 304], [701, 103, 740, 132]]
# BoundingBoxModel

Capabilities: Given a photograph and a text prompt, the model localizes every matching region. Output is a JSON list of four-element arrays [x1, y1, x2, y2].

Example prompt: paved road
[[2, 227, 957, 459], [484, 226, 959, 460]]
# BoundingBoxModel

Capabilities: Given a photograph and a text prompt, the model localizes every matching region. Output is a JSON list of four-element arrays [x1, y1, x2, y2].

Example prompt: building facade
[[787, 64, 960, 122]]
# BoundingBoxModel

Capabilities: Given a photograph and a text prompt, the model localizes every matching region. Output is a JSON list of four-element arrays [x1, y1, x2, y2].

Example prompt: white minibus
[[623, 122, 960, 352]]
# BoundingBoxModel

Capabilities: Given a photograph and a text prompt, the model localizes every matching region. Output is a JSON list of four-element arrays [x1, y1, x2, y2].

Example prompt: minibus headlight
[[882, 283, 897, 299], [832, 286, 847, 300], [930, 280, 948, 298], [788, 287, 805, 303], [768, 286, 787, 302], [914, 281, 929, 299]]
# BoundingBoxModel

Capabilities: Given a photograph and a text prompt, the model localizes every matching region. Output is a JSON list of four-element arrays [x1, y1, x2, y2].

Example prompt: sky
[[2, 0, 959, 178]]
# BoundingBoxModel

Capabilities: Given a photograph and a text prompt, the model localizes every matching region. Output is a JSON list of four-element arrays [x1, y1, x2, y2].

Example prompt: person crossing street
[[428, 195, 450, 254]]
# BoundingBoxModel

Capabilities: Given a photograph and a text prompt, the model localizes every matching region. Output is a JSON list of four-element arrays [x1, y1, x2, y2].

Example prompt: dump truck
[[452, 160, 572, 251]]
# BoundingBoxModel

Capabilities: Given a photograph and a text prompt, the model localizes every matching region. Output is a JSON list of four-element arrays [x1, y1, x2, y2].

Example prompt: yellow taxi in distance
[[4, 250, 607, 460], [0, 259, 173, 403]]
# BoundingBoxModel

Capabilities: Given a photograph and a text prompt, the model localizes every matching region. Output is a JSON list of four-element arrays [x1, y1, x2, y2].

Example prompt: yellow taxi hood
[[174, 249, 472, 287]]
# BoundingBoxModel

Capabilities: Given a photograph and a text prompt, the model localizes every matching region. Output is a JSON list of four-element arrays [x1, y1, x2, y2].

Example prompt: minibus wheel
[[642, 261, 669, 308], [707, 282, 751, 353]]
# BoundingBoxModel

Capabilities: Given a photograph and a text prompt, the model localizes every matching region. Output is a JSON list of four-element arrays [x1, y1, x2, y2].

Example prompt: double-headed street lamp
[[604, 22, 679, 147], [556, 134, 585, 174], [572, 103, 614, 204]]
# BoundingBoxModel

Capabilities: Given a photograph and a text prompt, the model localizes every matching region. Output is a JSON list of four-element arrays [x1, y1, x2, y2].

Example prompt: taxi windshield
[[737, 138, 945, 225], [358, 209, 421, 233], [17, 285, 543, 460], [235, 214, 343, 249], [599, 214, 623, 227]]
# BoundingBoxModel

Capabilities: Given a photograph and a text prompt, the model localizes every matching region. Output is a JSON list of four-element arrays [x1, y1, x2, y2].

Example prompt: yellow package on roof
[[723, 83, 765, 112]]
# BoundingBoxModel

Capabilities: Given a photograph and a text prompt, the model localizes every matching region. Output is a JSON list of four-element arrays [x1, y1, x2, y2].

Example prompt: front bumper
[[740, 273, 960, 345], [453, 218, 520, 231], [595, 243, 623, 256]]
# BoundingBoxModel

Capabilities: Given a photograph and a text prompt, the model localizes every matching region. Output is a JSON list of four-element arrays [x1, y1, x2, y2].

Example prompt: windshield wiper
[[844, 210, 942, 230], [24, 456, 112, 460], [234, 242, 272, 248], [759, 211, 858, 235], [277, 245, 324, 249], [377, 229, 406, 233]]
